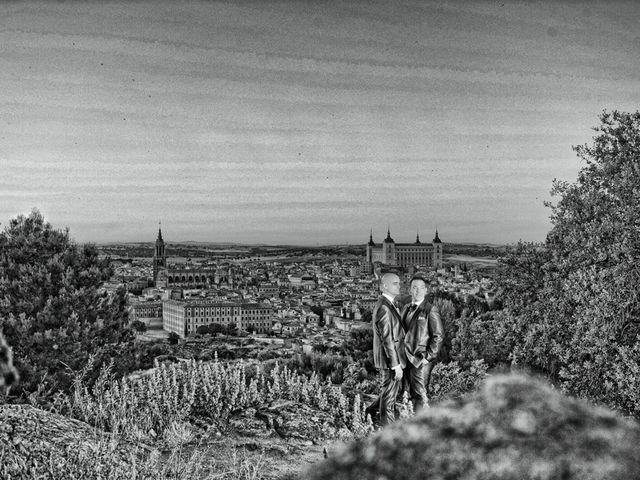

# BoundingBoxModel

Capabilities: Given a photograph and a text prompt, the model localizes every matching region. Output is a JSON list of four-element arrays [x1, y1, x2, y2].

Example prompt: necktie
[[408, 304, 418, 313]]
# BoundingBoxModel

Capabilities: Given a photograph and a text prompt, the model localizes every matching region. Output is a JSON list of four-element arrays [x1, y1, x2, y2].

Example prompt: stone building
[[151, 226, 232, 288], [365, 228, 443, 272], [162, 299, 273, 338]]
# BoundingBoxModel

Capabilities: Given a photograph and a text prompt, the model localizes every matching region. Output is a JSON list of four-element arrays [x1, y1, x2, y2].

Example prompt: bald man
[[371, 272, 407, 425]]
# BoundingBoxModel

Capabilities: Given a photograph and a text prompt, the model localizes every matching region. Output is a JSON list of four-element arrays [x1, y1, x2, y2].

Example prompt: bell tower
[[432, 228, 443, 269], [153, 222, 166, 286], [365, 229, 376, 274]]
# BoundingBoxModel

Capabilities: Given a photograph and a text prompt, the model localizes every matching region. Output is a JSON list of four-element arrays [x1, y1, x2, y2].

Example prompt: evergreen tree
[[0, 209, 132, 399]]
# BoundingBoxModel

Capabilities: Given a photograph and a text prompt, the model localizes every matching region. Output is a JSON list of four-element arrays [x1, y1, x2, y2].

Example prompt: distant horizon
[[3, 2, 638, 245], [2, 207, 525, 247], [92, 235, 509, 248]]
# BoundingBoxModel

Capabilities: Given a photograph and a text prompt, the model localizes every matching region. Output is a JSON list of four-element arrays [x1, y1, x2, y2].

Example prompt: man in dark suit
[[400, 274, 444, 412], [371, 272, 407, 425]]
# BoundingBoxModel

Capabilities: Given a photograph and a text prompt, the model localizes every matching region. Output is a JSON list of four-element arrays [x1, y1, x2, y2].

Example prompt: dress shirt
[[383, 293, 397, 306]]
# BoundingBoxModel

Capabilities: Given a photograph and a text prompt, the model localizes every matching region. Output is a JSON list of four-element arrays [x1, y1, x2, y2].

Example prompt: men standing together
[[371, 272, 444, 424]]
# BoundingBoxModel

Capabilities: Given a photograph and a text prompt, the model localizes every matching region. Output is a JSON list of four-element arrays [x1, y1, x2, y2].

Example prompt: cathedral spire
[[415, 229, 421, 244], [368, 228, 375, 246]]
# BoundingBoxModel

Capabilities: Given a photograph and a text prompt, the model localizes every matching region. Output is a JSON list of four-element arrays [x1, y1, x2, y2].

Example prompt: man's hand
[[392, 365, 403, 381]]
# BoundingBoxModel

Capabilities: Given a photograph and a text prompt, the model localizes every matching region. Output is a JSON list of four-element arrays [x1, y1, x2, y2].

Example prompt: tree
[[451, 310, 513, 369], [0, 209, 132, 398], [432, 297, 457, 363], [131, 320, 147, 333], [209, 323, 225, 335], [0, 331, 18, 394], [498, 111, 640, 415], [196, 325, 209, 335]]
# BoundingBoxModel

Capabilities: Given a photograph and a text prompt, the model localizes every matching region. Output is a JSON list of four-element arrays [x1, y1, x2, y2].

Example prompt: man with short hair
[[401, 274, 444, 411], [371, 272, 407, 425]]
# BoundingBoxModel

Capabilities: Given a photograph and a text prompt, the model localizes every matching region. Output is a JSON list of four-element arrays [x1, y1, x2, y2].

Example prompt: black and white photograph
[[1, 1, 639, 478]]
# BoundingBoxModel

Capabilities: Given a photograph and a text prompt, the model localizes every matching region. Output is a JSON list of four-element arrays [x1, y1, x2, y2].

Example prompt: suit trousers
[[379, 368, 402, 425], [405, 362, 428, 412], [423, 360, 435, 395]]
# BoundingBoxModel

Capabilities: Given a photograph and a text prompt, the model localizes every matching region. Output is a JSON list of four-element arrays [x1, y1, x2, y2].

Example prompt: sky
[[1, 1, 639, 245]]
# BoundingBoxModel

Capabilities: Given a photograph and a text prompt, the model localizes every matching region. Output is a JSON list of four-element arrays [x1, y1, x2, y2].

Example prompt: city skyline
[[2, 1, 639, 245]]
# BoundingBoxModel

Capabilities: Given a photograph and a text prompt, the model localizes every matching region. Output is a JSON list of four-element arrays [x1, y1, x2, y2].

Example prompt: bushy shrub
[[1, 431, 266, 480], [451, 311, 514, 368], [429, 360, 489, 403], [64, 357, 375, 442], [496, 111, 640, 417]]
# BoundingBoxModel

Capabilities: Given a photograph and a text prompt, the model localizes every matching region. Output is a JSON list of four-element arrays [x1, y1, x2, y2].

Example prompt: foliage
[[432, 297, 456, 363], [0, 331, 18, 394], [0, 210, 133, 398], [429, 360, 489, 403], [62, 357, 375, 443], [450, 311, 513, 368], [497, 111, 640, 416], [196, 325, 209, 335], [131, 320, 147, 333], [1, 432, 267, 480]]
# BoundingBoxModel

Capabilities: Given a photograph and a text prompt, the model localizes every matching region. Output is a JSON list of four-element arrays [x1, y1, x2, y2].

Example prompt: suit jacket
[[401, 300, 444, 367], [372, 295, 407, 369]]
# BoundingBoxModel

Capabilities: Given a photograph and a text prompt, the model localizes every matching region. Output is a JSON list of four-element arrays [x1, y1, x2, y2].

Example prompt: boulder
[[261, 400, 339, 442], [308, 374, 640, 480], [228, 400, 340, 443]]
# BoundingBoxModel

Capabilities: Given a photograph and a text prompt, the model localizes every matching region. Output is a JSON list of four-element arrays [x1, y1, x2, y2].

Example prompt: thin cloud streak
[[1, 1, 639, 244]]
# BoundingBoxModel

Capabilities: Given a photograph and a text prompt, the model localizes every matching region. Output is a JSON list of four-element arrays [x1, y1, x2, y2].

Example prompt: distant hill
[[97, 242, 365, 259], [97, 241, 506, 262], [444, 243, 506, 258]]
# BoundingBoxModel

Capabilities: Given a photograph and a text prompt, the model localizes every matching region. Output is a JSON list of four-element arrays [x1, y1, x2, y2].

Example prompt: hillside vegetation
[[1, 111, 640, 477]]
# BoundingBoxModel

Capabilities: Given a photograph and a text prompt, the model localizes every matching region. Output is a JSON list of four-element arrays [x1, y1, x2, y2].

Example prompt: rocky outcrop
[[0, 404, 152, 478], [228, 400, 346, 443], [308, 375, 640, 480]]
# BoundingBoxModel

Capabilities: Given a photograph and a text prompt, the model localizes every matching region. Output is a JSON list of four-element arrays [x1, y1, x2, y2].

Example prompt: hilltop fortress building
[[365, 228, 443, 271]]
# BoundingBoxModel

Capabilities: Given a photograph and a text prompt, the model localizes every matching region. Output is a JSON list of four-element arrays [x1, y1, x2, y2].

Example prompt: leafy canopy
[[0, 209, 132, 398], [498, 111, 640, 416]]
